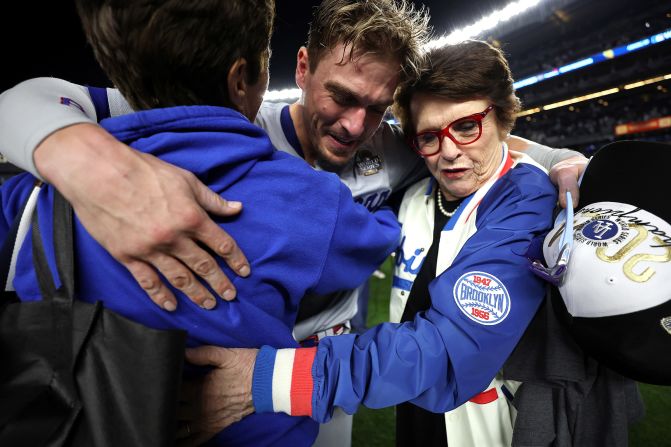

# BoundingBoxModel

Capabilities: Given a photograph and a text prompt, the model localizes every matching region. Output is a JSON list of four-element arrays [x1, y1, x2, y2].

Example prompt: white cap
[[543, 201, 671, 318], [540, 140, 671, 385]]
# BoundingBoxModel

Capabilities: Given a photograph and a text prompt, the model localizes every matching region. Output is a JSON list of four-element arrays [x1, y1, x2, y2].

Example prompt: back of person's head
[[75, 0, 274, 112], [394, 40, 521, 138], [306, 0, 430, 83]]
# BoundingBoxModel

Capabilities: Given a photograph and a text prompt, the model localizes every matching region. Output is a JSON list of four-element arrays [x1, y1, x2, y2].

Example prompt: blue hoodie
[[0, 105, 400, 446]]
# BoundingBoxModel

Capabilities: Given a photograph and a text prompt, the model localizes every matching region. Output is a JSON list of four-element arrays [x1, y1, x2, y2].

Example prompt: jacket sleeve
[[0, 78, 131, 178], [0, 78, 97, 177], [522, 140, 583, 170], [252, 170, 557, 422], [309, 181, 400, 295]]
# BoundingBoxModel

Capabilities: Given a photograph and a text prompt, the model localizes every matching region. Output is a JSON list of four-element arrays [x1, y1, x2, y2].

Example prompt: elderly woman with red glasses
[[387, 39, 557, 446], [206, 40, 557, 447]]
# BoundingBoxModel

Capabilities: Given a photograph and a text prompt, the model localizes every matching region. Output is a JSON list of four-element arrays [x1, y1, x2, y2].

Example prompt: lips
[[325, 133, 360, 157], [328, 132, 356, 146], [441, 167, 469, 179]]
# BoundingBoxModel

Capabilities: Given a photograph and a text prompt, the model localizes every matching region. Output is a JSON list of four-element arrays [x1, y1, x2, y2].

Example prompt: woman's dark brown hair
[[394, 40, 521, 138]]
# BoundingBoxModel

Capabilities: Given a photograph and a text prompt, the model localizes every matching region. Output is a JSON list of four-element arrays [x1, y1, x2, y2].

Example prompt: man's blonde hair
[[306, 0, 431, 83]]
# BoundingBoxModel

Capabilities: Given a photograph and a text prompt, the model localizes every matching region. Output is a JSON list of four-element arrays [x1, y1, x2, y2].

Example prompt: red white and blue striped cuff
[[252, 345, 317, 417]]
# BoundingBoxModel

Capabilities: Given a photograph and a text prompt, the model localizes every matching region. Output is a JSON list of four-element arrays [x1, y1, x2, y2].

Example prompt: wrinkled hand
[[549, 155, 588, 209], [34, 123, 251, 311], [177, 346, 258, 446]]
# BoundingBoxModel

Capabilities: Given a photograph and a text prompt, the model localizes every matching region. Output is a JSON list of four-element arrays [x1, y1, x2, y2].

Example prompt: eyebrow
[[324, 81, 393, 109]]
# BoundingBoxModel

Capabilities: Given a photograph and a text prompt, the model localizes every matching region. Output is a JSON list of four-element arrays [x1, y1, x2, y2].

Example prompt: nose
[[439, 136, 462, 161], [339, 107, 367, 139]]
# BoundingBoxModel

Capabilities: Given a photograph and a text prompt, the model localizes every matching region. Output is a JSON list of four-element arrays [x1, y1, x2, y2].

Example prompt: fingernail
[[164, 300, 177, 312], [202, 298, 217, 310], [227, 201, 242, 210], [223, 289, 236, 300], [238, 265, 250, 277]]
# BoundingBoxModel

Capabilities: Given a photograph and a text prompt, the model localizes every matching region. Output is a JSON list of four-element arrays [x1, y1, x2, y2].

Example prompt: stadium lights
[[425, 0, 541, 50], [264, 88, 302, 102], [623, 74, 671, 90], [516, 107, 542, 117], [516, 73, 671, 116], [543, 88, 620, 110], [514, 28, 671, 90], [264, 0, 544, 102]]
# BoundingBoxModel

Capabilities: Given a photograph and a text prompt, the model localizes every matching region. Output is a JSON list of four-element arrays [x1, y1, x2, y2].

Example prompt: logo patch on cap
[[571, 210, 633, 249], [581, 219, 620, 241], [453, 272, 510, 325]]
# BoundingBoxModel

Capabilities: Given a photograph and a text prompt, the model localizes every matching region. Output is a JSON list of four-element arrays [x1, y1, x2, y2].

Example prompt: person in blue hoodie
[[0, 1, 400, 446]]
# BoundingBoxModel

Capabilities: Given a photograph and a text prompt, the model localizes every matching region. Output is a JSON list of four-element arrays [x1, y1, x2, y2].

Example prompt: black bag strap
[[53, 189, 75, 300], [31, 189, 75, 303]]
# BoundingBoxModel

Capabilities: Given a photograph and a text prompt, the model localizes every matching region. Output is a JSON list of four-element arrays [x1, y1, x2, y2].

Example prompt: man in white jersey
[[0, 0, 586, 444]]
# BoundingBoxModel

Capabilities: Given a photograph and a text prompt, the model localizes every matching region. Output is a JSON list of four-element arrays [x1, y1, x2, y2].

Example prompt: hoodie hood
[[100, 105, 274, 189]]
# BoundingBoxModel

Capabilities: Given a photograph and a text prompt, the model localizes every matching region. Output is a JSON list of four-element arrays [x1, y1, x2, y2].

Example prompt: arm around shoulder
[[0, 77, 255, 311], [507, 134, 584, 169], [507, 135, 587, 208]]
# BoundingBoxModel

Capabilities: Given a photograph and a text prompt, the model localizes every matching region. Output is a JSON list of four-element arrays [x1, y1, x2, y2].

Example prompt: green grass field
[[351, 258, 671, 446]]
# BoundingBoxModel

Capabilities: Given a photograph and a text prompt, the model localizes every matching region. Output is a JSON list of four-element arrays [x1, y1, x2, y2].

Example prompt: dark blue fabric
[[0, 105, 400, 447], [280, 105, 304, 158], [86, 86, 111, 121]]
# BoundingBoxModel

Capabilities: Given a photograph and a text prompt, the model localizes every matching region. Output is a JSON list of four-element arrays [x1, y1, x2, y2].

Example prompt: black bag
[[0, 188, 187, 446]]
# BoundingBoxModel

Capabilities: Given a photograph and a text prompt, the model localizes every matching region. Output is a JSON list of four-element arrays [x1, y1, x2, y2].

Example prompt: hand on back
[[35, 123, 250, 310]]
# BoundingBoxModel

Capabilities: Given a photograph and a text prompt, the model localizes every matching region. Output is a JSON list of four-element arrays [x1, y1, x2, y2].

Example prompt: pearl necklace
[[436, 189, 456, 218]]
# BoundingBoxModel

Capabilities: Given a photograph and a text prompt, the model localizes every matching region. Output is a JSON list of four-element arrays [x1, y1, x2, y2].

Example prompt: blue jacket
[[252, 149, 557, 424], [0, 106, 400, 446]]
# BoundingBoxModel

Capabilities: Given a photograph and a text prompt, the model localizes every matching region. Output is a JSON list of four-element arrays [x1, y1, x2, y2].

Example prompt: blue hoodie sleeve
[[252, 169, 556, 422], [1, 174, 38, 236], [309, 182, 400, 295]]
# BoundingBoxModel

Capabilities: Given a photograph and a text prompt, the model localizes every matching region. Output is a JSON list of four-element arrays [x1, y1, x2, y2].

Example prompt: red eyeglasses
[[409, 105, 495, 157]]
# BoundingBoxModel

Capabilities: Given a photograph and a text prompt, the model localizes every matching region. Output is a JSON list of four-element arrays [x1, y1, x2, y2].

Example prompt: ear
[[227, 58, 250, 116], [295, 47, 310, 90]]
